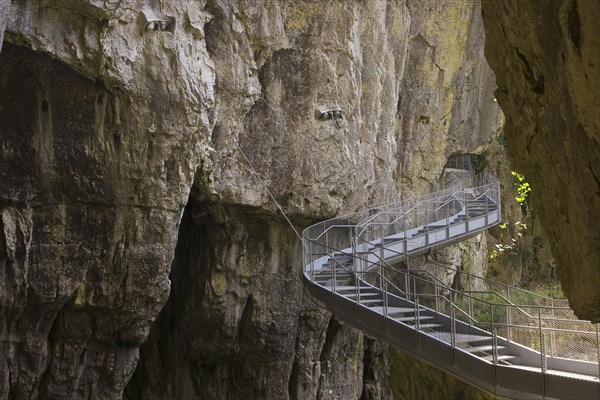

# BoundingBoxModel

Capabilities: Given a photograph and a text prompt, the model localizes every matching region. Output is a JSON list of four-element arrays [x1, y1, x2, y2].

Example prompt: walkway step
[[332, 285, 370, 291], [395, 315, 435, 322], [345, 292, 381, 298], [425, 224, 447, 229], [315, 277, 352, 282], [463, 344, 504, 353], [323, 261, 353, 268], [454, 334, 492, 344], [358, 298, 384, 304], [481, 354, 515, 363], [301, 187, 600, 398], [369, 306, 416, 315], [381, 236, 406, 245], [318, 281, 353, 288], [416, 323, 444, 330], [315, 268, 351, 273], [315, 272, 352, 278]]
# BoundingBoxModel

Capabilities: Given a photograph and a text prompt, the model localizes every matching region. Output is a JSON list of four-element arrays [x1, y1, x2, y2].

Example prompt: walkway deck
[[302, 173, 600, 400]]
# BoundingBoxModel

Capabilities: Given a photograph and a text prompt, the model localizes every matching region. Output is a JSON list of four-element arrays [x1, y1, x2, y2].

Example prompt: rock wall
[[1, 1, 504, 398], [128, 1, 503, 398], [0, 2, 213, 398], [481, 0, 600, 321]]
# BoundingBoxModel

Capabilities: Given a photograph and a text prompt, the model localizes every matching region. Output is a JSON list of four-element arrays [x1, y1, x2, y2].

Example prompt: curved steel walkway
[[302, 172, 600, 400]]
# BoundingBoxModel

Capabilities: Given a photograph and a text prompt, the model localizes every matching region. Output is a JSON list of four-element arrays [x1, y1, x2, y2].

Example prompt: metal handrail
[[354, 179, 500, 250], [357, 231, 563, 307], [312, 228, 577, 331], [358, 263, 547, 324], [302, 170, 599, 398], [317, 235, 575, 338], [357, 192, 462, 232], [354, 181, 464, 237]]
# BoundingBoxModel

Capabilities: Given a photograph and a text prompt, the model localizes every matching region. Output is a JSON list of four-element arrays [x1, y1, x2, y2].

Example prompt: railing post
[[425, 209, 429, 247], [415, 297, 421, 351], [468, 297, 474, 329], [446, 200, 450, 240], [541, 332, 547, 373], [596, 322, 600, 379], [490, 303, 495, 343], [355, 277, 360, 320], [332, 248, 336, 308], [492, 326, 498, 389], [465, 193, 469, 232], [308, 240, 314, 282], [413, 275, 417, 305], [541, 331, 547, 399], [379, 238, 385, 290], [384, 269, 389, 335], [451, 305, 457, 368], [355, 235, 360, 320], [550, 303, 556, 357], [350, 226, 356, 272], [403, 216, 408, 257], [507, 287, 512, 341], [497, 180, 501, 218], [538, 308, 544, 370], [484, 194, 489, 226]]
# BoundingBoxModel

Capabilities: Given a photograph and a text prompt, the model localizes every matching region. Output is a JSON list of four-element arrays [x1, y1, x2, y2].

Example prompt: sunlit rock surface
[[1, 1, 506, 398]]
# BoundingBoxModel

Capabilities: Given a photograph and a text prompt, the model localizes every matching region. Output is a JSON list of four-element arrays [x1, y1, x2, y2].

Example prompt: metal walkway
[[302, 172, 600, 400]]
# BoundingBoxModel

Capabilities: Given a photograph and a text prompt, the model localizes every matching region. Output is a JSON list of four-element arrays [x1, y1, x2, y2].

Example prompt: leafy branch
[[511, 171, 531, 204], [489, 171, 532, 259], [489, 222, 528, 259]]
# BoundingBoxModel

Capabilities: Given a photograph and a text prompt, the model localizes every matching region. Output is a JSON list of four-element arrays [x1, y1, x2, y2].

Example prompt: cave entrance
[[443, 153, 484, 173]]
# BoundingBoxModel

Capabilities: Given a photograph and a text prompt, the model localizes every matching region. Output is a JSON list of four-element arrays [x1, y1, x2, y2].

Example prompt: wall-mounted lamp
[[145, 19, 171, 31], [317, 107, 343, 121], [140, 10, 175, 33]]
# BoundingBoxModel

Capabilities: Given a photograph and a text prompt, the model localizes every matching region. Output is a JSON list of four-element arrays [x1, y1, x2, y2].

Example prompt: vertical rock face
[[0, 2, 214, 398], [1, 1, 502, 398], [129, 1, 502, 398], [481, 0, 600, 322], [0, 0, 8, 52]]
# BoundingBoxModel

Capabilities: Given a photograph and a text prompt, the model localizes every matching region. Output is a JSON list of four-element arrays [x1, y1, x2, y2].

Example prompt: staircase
[[302, 172, 600, 400]]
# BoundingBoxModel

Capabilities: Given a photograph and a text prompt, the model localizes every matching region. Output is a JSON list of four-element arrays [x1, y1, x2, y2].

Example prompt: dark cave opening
[[125, 193, 205, 399]]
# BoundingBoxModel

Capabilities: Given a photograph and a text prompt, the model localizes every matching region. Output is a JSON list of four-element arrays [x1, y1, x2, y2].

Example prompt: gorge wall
[[0, 0, 568, 399], [481, 0, 600, 322]]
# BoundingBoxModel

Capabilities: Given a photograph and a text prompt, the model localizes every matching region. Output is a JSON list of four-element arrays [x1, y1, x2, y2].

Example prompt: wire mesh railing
[[302, 170, 600, 397], [349, 254, 599, 380], [351, 175, 500, 272]]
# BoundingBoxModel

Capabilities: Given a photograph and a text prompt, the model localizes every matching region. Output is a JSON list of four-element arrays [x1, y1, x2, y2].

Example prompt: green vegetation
[[511, 171, 531, 204], [453, 292, 508, 328], [489, 171, 531, 259]]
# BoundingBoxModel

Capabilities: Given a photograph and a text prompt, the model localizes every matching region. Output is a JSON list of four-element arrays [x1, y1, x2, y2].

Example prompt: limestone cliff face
[[1, 2, 213, 398], [481, 0, 600, 322], [1, 1, 501, 398]]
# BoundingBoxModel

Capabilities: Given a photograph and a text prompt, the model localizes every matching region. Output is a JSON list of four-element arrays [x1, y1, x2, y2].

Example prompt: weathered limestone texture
[[482, 0, 600, 321], [129, 0, 502, 398], [0, 0, 8, 52], [388, 348, 497, 400], [1, 1, 214, 398], [483, 136, 558, 289], [1, 0, 504, 399]]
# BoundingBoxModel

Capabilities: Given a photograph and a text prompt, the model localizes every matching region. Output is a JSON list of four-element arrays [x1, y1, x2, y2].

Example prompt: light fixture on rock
[[140, 10, 175, 32], [317, 107, 343, 121]]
